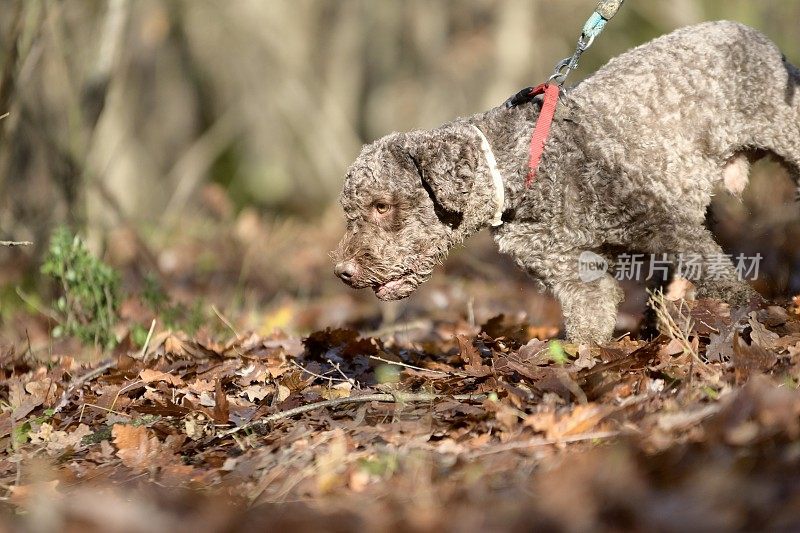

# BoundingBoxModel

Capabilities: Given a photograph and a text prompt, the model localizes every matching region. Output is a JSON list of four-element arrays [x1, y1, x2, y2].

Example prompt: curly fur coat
[[333, 21, 800, 343]]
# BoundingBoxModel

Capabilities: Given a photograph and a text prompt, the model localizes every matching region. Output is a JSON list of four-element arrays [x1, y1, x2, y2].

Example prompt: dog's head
[[332, 123, 499, 300]]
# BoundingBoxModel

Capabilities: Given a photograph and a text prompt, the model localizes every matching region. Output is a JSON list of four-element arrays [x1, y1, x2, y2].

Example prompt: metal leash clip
[[505, 0, 624, 107], [549, 0, 624, 86]]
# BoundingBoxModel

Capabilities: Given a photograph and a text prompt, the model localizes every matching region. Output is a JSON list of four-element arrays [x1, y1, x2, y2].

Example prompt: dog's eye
[[374, 202, 391, 215]]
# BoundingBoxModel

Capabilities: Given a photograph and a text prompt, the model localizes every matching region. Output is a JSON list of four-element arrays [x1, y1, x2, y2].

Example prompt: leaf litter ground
[[3, 288, 800, 531]]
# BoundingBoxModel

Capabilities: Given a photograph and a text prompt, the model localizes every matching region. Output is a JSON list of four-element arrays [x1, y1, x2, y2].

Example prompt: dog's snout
[[335, 261, 358, 283]]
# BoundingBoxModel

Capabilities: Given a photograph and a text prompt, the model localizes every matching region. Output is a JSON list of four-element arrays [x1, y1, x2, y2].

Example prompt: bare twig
[[369, 354, 468, 377], [365, 319, 430, 338], [139, 319, 156, 359], [24, 329, 34, 359], [212, 305, 240, 338], [0, 112, 9, 120], [326, 358, 358, 388], [15, 287, 61, 322], [79, 402, 129, 423], [110, 379, 144, 412], [218, 391, 487, 438], [0, 240, 32, 247], [647, 289, 702, 362], [289, 359, 349, 384]]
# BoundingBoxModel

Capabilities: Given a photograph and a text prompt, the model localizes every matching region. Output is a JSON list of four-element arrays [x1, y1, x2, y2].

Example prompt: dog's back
[[561, 21, 799, 229]]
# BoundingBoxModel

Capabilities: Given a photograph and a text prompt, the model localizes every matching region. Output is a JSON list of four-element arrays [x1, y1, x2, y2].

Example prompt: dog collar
[[470, 125, 505, 227]]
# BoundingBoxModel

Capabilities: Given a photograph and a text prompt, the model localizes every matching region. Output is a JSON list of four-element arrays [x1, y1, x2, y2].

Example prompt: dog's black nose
[[335, 261, 358, 283]]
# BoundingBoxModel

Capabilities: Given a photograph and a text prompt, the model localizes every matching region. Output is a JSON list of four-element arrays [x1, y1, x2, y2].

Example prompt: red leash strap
[[526, 83, 560, 187]]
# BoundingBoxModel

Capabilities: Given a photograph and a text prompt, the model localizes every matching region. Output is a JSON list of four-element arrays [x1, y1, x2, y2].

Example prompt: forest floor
[[2, 179, 800, 532]]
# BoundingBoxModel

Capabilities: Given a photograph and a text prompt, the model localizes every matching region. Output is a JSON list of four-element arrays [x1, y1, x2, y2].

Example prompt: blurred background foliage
[[0, 0, 799, 335]]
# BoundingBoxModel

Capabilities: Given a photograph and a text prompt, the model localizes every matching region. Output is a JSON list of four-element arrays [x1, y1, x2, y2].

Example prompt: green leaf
[[548, 340, 569, 365], [375, 364, 400, 384], [702, 386, 720, 400], [131, 324, 150, 348], [12, 421, 31, 449]]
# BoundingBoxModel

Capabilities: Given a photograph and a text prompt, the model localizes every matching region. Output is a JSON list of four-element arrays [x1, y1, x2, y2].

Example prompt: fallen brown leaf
[[139, 369, 184, 386]]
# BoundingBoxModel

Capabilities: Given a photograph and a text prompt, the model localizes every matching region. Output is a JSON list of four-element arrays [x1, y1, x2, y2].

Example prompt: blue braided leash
[[582, 11, 608, 46]]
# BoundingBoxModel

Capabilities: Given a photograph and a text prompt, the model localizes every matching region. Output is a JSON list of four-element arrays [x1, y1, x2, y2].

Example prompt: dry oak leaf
[[516, 338, 550, 366], [30, 422, 92, 454], [184, 413, 214, 441], [316, 382, 353, 401], [574, 344, 597, 370], [236, 362, 269, 386], [789, 341, 800, 360], [456, 335, 492, 377], [112, 424, 170, 472], [139, 369, 184, 386], [191, 378, 216, 392], [483, 399, 522, 432], [747, 312, 780, 351], [26, 377, 58, 407], [240, 384, 272, 402], [9, 376, 51, 421], [526, 404, 610, 441], [164, 334, 185, 355], [689, 299, 732, 335], [0, 412, 11, 439], [277, 384, 291, 402], [732, 330, 777, 380], [212, 379, 230, 424]]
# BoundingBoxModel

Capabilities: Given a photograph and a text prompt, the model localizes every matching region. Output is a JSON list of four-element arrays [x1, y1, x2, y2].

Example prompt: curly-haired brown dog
[[333, 21, 800, 343]]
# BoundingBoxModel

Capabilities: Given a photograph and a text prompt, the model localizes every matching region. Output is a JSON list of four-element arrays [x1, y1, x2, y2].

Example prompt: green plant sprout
[[41, 227, 120, 348]]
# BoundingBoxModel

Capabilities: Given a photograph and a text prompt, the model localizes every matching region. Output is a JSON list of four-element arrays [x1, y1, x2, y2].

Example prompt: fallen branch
[[219, 391, 487, 438], [465, 430, 621, 458], [1, 240, 32, 247]]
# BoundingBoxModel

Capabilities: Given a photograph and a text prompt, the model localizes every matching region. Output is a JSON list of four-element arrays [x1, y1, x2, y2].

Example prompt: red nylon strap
[[526, 83, 560, 187]]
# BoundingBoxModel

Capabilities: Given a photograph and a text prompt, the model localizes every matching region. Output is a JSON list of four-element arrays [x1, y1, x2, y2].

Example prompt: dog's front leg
[[552, 273, 623, 343], [524, 250, 623, 343]]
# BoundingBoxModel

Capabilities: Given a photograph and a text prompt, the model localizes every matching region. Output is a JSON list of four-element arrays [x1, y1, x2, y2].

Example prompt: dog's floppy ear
[[405, 125, 479, 224]]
